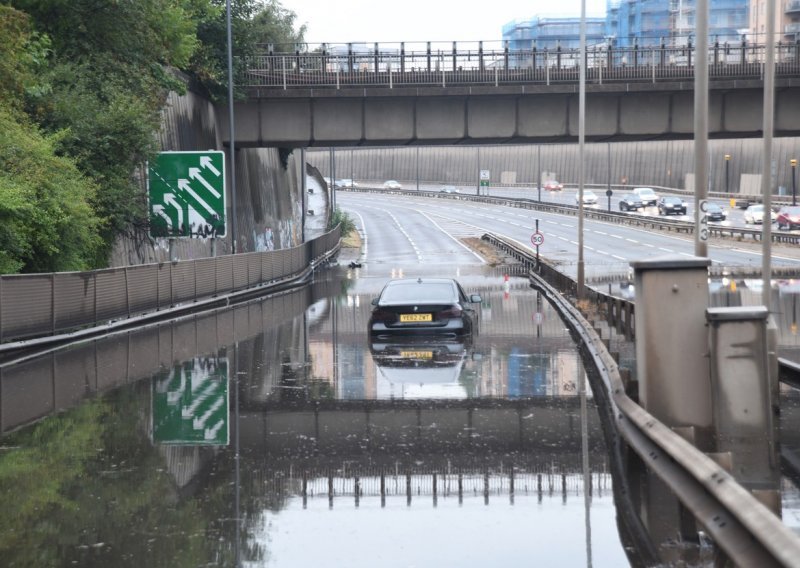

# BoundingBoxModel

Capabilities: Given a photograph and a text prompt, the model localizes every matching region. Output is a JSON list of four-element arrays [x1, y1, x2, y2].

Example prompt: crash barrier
[[0, 226, 341, 345], [481, 230, 800, 566], [481, 233, 636, 340], [348, 186, 800, 246]]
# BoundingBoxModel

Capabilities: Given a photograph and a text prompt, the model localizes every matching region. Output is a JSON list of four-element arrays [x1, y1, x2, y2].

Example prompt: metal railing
[[482, 231, 800, 566], [242, 41, 800, 89], [0, 226, 341, 344]]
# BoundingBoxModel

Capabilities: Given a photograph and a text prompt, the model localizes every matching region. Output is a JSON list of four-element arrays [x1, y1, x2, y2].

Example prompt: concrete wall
[[111, 86, 304, 267], [307, 137, 800, 194]]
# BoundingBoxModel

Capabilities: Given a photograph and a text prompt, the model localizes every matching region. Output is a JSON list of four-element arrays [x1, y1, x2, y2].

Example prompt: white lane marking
[[658, 247, 673, 252], [417, 211, 486, 264], [344, 207, 369, 261], [626, 238, 638, 243], [612, 254, 626, 260], [594, 231, 608, 236], [358, 204, 423, 263], [611, 234, 624, 239]]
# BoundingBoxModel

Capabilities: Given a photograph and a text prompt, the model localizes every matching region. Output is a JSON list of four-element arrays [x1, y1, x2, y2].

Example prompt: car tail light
[[370, 308, 396, 323], [437, 305, 463, 318]]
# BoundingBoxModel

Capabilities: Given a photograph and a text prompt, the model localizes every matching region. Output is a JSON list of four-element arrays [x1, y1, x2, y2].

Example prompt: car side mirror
[[470, 294, 482, 303], [371, 298, 379, 306]]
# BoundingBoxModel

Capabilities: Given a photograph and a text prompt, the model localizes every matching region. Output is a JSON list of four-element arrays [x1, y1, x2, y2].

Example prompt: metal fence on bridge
[[0, 226, 341, 344], [243, 41, 800, 89]]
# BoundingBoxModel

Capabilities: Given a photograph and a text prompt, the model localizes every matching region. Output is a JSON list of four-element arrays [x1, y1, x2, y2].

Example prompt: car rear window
[[381, 282, 456, 303]]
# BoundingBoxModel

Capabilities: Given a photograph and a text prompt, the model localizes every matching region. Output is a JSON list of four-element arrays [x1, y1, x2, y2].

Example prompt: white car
[[576, 189, 598, 205], [743, 204, 777, 225], [632, 187, 659, 206], [383, 180, 402, 190]]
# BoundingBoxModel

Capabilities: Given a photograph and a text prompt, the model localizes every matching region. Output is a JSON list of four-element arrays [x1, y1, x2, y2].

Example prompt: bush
[[328, 208, 355, 237]]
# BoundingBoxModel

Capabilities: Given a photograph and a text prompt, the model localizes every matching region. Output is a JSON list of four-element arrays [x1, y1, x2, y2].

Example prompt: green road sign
[[148, 151, 226, 238], [152, 355, 229, 446]]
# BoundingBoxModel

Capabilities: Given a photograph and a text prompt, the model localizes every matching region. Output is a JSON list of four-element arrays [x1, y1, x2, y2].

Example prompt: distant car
[[334, 179, 357, 189], [543, 180, 563, 191], [368, 278, 481, 337], [632, 187, 659, 206], [440, 185, 459, 194], [704, 203, 727, 222], [383, 180, 403, 190], [657, 196, 687, 215], [576, 189, 598, 205], [776, 206, 800, 230], [743, 204, 775, 225], [619, 193, 644, 211]]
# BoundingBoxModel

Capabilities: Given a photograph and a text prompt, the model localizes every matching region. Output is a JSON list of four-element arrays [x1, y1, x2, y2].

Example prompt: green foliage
[[193, 0, 305, 100], [0, 105, 102, 273], [329, 207, 356, 237], [0, 7, 52, 112]]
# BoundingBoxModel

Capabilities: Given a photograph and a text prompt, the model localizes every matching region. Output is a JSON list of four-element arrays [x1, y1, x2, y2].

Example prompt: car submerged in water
[[368, 278, 481, 337]]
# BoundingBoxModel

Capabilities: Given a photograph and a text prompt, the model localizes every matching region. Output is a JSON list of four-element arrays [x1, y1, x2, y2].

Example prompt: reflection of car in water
[[370, 337, 472, 399]]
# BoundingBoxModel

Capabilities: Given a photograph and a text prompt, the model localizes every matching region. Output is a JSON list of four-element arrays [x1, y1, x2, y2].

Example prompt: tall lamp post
[[724, 154, 731, 193], [792, 158, 798, 206]]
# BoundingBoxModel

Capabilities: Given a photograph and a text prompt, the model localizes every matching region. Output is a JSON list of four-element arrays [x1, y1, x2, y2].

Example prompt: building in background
[[504, 0, 751, 51], [750, 0, 800, 43]]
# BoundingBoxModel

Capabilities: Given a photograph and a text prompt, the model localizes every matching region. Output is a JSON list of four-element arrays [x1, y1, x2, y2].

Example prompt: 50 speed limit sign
[[531, 231, 545, 247]]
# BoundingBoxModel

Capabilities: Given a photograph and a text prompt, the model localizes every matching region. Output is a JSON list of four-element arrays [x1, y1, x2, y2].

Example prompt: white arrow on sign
[[152, 204, 172, 227], [163, 193, 183, 229], [178, 179, 217, 217], [188, 167, 221, 199], [200, 155, 221, 177]]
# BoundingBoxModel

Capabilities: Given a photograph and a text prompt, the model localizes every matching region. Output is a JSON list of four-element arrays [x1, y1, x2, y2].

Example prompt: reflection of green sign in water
[[153, 356, 229, 445], [148, 151, 226, 238]]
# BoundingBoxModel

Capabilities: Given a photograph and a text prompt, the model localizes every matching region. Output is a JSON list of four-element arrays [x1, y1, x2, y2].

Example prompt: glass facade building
[[504, 0, 750, 51]]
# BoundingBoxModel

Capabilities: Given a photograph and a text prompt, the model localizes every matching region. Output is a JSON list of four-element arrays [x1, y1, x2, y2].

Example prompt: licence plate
[[400, 351, 433, 359], [399, 313, 432, 322]]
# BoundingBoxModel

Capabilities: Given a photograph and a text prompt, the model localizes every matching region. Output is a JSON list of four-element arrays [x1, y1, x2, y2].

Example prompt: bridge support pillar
[[706, 306, 781, 513]]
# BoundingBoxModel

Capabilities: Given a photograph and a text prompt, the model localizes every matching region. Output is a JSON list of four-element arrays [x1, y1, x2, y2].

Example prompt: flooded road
[[0, 265, 632, 566], [4, 261, 800, 566]]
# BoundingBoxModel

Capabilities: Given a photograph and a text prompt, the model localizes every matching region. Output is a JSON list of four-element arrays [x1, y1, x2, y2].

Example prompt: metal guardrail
[[347, 185, 800, 247], [0, 226, 341, 345], [482, 231, 800, 566], [242, 42, 800, 89]]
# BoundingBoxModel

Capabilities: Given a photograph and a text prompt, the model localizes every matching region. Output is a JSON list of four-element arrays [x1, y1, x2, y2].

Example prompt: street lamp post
[[792, 158, 797, 206], [724, 154, 731, 193]]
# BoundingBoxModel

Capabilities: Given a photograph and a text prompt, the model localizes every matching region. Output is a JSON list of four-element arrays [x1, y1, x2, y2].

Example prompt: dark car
[[776, 206, 800, 230], [368, 278, 481, 337], [705, 203, 726, 222], [657, 196, 687, 215], [619, 193, 644, 211]]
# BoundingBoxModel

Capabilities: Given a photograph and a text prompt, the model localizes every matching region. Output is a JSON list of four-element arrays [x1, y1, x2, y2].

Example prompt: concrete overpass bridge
[[223, 42, 800, 147]]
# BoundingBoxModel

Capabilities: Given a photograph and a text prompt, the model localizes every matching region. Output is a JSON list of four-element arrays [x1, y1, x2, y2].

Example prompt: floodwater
[[2, 265, 799, 566]]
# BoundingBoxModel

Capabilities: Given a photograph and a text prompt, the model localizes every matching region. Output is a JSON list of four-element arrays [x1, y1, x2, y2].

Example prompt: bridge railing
[[242, 41, 800, 89], [0, 226, 341, 345]]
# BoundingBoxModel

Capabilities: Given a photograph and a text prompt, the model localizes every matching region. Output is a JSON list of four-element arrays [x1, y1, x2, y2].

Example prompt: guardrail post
[[452, 41, 457, 72], [400, 42, 405, 73], [51, 273, 56, 334], [282, 56, 287, 89], [706, 306, 780, 513], [632, 256, 713, 447], [479, 41, 484, 72], [125, 266, 130, 317], [426, 42, 431, 72], [373, 42, 379, 74]]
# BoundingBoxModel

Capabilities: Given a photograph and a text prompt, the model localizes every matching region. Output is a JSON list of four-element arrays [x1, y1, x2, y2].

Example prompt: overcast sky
[[282, 0, 609, 46]]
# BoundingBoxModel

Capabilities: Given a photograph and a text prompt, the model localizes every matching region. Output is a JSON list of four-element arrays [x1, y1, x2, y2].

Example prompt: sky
[[281, 0, 609, 46]]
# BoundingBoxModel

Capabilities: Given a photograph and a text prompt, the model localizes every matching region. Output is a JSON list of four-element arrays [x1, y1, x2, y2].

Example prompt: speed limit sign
[[531, 231, 544, 247]]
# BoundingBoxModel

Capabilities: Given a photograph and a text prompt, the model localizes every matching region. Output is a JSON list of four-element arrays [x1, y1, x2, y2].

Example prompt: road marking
[[626, 238, 639, 243], [659, 247, 673, 252], [417, 211, 486, 264], [612, 254, 626, 260]]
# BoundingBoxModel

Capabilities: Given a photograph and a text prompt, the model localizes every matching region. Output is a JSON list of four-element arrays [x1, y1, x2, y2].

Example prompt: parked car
[[776, 206, 800, 230], [383, 180, 403, 190], [704, 202, 727, 222], [743, 204, 776, 225], [440, 185, 459, 194], [368, 278, 481, 337], [657, 196, 687, 215], [576, 189, 598, 205], [619, 193, 644, 211], [543, 180, 563, 191], [632, 187, 659, 206]]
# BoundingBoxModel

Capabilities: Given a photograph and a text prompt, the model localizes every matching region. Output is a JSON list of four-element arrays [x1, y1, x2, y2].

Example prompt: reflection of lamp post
[[791, 158, 797, 206], [724, 154, 731, 193]]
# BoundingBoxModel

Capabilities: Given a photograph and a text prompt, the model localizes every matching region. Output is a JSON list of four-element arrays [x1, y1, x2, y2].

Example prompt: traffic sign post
[[480, 169, 490, 196], [531, 219, 544, 267], [148, 151, 226, 238]]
